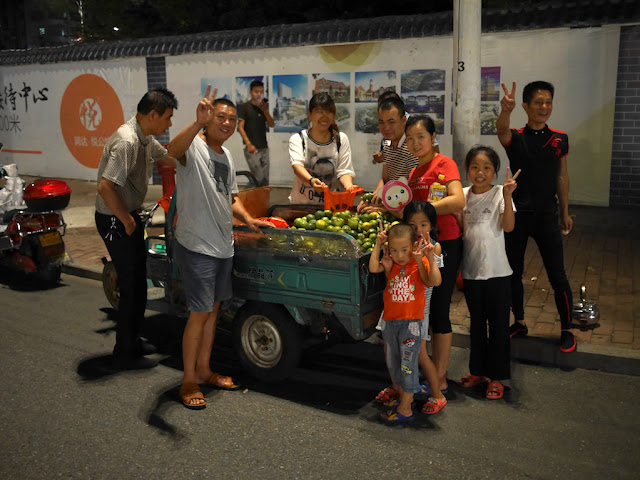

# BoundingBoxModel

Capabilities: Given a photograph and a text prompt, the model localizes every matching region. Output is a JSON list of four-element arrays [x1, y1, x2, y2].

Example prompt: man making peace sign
[[496, 80, 576, 353], [168, 86, 273, 409]]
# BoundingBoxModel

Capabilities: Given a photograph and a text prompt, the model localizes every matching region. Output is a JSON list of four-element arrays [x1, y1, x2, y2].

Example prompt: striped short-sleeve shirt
[[95, 117, 167, 215], [382, 134, 419, 181]]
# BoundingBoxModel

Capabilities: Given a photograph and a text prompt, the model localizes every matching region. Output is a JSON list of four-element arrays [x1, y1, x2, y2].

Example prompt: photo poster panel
[[401, 69, 446, 134], [273, 74, 308, 133], [481, 66, 500, 135]]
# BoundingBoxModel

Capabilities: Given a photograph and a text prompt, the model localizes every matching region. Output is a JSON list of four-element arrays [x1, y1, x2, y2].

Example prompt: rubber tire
[[102, 261, 120, 310], [232, 302, 302, 382]]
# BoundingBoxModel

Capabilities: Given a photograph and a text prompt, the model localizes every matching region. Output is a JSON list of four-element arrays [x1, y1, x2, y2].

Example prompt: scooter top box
[[24, 180, 71, 211]]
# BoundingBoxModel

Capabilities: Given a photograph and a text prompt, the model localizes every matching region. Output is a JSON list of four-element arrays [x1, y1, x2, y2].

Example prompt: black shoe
[[559, 331, 576, 353], [112, 356, 158, 371], [138, 340, 158, 356], [509, 322, 528, 339]]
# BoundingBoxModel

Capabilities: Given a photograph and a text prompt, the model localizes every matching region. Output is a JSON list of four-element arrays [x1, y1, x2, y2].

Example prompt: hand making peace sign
[[500, 81, 516, 114], [196, 84, 218, 127], [503, 166, 520, 198]]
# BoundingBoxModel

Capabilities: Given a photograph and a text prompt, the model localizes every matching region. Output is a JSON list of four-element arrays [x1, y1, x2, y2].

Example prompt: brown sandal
[[204, 372, 241, 390], [180, 383, 206, 410]]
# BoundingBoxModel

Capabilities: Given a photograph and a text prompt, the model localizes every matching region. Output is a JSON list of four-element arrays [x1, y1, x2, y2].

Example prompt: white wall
[[0, 25, 620, 205]]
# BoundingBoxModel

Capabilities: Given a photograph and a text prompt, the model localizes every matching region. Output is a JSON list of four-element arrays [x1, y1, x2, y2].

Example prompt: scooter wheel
[[102, 261, 120, 310]]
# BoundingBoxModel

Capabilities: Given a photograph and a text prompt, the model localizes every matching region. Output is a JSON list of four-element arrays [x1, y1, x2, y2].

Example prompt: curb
[[62, 263, 102, 282], [452, 327, 640, 377], [61, 263, 640, 377]]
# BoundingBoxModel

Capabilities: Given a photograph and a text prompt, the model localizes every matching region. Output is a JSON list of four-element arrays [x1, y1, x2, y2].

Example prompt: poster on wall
[[481, 67, 501, 101], [273, 74, 308, 133], [355, 104, 379, 134], [401, 69, 446, 134], [312, 72, 350, 102], [481, 103, 500, 135], [480, 66, 501, 135], [200, 77, 232, 100], [355, 71, 396, 103], [235, 75, 268, 105]]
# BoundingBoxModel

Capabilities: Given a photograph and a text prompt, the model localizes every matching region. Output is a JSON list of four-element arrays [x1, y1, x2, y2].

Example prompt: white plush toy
[[380, 176, 412, 210]]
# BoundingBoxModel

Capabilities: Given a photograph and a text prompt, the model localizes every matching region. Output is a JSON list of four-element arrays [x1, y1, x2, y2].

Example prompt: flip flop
[[383, 398, 416, 409], [459, 373, 488, 388], [380, 409, 414, 425], [486, 381, 504, 400], [375, 386, 399, 404], [421, 396, 447, 414], [204, 372, 241, 391], [416, 383, 449, 397], [180, 383, 206, 410]]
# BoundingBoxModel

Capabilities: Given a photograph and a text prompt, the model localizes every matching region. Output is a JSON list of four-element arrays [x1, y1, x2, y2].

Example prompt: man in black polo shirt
[[497, 80, 575, 353], [237, 80, 274, 186]]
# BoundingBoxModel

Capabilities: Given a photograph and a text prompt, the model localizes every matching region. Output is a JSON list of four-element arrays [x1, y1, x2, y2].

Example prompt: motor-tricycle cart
[[142, 184, 386, 381]]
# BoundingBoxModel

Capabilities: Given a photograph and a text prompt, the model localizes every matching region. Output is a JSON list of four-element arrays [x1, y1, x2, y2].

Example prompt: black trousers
[[505, 211, 573, 330], [463, 276, 511, 380], [430, 236, 463, 335], [95, 211, 147, 359]]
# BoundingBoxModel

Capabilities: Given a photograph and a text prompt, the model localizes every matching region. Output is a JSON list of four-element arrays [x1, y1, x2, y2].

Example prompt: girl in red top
[[406, 115, 465, 394]]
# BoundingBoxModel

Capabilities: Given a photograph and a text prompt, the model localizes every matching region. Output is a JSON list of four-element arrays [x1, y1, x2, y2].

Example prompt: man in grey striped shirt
[[95, 87, 178, 370], [360, 97, 418, 214]]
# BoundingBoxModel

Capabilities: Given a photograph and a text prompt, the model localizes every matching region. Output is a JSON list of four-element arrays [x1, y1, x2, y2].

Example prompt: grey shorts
[[174, 241, 233, 312]]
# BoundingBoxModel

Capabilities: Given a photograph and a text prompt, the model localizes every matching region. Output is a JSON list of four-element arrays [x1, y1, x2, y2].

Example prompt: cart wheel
[[102, 261, 120, 310], [233, 302, 302, 382]]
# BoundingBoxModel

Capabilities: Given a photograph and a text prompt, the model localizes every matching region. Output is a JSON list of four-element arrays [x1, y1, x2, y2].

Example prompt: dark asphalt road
[[1, 273, 639, 480]]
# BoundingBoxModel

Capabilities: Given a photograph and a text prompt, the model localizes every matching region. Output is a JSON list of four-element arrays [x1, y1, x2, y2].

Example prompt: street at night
[[1, 274, 639, 479]]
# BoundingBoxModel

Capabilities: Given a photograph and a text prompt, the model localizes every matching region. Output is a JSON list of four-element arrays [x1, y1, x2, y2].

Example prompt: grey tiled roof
[[1, 1, 638, 66]]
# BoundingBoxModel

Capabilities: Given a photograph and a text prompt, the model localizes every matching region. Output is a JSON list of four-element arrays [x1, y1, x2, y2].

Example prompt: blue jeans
[[381, 319, 422, 394]]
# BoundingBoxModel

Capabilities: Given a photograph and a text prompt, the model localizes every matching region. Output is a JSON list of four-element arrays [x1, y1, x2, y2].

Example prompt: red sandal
[[486, 381, 504, 399], [459, 373, 488, 388], [421, 396, 447, 414], [375, 386, 399, 404]]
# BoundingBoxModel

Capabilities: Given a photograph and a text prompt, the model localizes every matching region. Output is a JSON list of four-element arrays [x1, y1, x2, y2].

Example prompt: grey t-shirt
[[175, 134, 239, 258], [95, 116, 167, 214]]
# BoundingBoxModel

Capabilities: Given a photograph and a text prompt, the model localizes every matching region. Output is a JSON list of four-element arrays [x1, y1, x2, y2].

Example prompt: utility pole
[[452, 0, 481, 179]]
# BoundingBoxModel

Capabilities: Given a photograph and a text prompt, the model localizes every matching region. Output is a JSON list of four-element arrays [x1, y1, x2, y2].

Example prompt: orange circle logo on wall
[[60, 74, 124, 169]]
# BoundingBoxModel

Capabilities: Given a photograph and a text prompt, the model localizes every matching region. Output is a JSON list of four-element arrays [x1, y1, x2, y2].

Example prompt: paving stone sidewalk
[[35, 176, 640, 357]]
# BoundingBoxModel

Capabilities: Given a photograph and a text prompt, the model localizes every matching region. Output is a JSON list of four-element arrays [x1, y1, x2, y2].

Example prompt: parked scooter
[[0, 159, 71, 284]]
